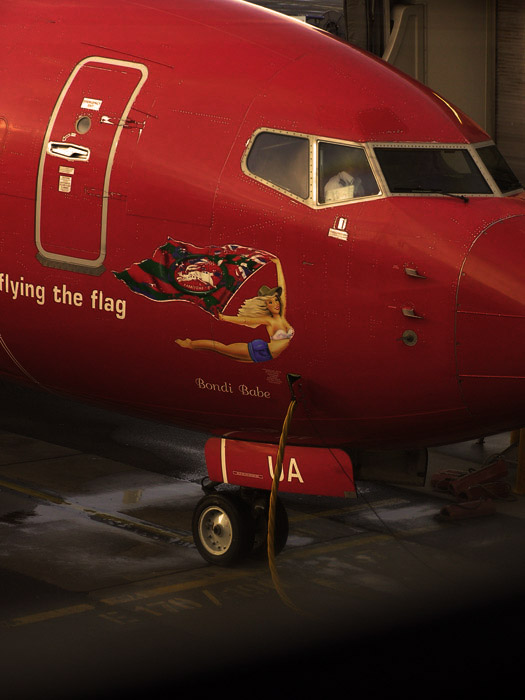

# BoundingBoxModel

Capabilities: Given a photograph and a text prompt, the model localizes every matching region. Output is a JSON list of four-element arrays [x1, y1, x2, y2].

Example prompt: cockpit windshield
[[373, 146, 492, 195], [243, 130, 523, 207]]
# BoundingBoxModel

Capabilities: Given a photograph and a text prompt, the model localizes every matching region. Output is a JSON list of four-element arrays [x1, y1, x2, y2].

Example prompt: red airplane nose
[[456, 214, 525, 430]]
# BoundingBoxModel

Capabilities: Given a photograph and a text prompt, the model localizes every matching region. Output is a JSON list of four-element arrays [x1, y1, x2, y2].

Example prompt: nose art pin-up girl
[[175, 257, 294, 363]]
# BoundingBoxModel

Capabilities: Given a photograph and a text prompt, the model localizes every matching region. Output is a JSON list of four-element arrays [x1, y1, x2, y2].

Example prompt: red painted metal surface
[[1, 0, 525, 472], [205, 438, 355, 497]]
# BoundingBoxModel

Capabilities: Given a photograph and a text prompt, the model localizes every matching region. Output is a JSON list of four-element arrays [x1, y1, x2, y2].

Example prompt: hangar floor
[[1, 383, 524, 698]]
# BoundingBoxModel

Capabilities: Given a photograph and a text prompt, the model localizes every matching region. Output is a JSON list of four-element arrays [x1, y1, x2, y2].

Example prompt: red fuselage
[[1, 0, 525, 449]]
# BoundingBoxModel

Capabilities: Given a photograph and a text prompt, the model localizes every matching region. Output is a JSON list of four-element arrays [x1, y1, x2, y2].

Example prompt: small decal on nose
[[328, 216, 348, 241]]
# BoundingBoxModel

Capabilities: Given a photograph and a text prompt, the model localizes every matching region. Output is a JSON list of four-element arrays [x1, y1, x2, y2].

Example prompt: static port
[[401, 330, 418, 346]]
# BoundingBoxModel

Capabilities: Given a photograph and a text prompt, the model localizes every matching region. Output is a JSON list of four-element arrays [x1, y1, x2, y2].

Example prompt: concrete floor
[[1, 384, 524, 698]]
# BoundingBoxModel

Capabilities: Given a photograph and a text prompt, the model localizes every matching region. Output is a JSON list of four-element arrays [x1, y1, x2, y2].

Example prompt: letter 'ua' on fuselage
[[2, 1, 525, 560]]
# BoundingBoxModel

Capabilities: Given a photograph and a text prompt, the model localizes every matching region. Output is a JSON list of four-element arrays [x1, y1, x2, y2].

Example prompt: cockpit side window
[[476, 145, 522, 193], [246, 131, 309, 199], [318, 142, 379, 204]]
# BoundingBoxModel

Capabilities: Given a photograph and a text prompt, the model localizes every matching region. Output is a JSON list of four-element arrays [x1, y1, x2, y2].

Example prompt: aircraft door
[[35, 57, 148, 275]]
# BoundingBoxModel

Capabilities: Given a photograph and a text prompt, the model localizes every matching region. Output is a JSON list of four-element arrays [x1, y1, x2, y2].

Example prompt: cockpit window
[[374, 146, 492, 195], [246, 131, 309, 199], [318, 142, 379, 203], [476, 145, 522, 193], [243, 129, 383, 206]]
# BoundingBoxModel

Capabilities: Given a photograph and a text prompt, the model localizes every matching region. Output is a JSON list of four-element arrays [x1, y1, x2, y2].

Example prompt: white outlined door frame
[[35, 56, 148, 275]]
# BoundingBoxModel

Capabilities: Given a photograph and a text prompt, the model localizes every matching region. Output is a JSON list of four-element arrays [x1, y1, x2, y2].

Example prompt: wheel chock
[[431, 469, 467, 492], [437, 498, 496, 521], [457, 480, 512, 501], [447, 459, 508, 497]]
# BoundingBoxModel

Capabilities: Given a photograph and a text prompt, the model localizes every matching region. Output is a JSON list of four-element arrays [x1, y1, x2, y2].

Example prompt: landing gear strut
[[192, 487, 289, 566]]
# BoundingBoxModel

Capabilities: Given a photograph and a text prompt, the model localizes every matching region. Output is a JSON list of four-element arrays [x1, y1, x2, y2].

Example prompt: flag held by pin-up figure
[[114, 239, 273, 317]]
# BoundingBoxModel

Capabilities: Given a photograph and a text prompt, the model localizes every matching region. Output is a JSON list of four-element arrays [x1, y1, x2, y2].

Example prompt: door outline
[[35, 56, 148, 275]]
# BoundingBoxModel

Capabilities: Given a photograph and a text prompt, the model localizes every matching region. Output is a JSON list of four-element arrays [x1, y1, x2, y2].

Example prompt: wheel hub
[[199, 506, 233, 555]]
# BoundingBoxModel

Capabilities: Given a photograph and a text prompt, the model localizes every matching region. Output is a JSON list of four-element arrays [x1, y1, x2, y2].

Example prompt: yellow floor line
[[97, 569, 249, 605], [8, 604, 95, 627]]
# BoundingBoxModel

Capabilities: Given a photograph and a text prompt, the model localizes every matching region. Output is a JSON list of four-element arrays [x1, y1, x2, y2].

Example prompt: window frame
[[317, 138, 382, 204], [241, 131, 523, 206], [369, 140, 523, 198], [241, 128, 384, 208]]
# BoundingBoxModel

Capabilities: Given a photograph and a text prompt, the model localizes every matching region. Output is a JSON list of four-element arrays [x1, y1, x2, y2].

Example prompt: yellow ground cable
[[267, 395, 302, 613]]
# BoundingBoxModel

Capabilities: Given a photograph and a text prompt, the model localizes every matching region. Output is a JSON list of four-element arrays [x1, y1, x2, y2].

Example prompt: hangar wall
[[496, 0, 525, 183], [422, 0, 496, 137], [374, 1, 496, 137]]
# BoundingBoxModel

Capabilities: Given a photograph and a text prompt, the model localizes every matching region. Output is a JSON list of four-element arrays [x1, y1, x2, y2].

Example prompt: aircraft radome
[[1, 0, 524, 563]]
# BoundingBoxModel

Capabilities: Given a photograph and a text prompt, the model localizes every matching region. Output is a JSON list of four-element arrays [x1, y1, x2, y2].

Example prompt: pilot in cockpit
[[324, 170, 364, 202], [320, 141, 376, 204]]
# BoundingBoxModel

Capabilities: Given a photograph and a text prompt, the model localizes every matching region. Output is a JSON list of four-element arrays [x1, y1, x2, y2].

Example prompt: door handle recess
[[47, 142, 90, 162]]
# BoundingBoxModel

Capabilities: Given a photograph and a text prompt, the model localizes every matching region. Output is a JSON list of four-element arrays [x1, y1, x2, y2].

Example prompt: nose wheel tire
[[251, 494, 289, 558], [192, 493, 254, 566]]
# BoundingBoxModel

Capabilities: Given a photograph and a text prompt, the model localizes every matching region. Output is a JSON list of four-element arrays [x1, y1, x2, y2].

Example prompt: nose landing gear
[[192, 487, 289, 566], [193, 491, 254, 566]]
